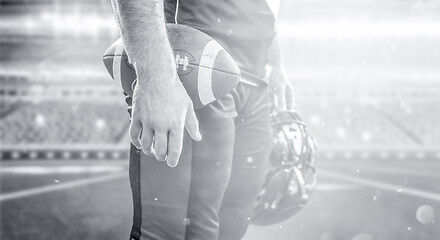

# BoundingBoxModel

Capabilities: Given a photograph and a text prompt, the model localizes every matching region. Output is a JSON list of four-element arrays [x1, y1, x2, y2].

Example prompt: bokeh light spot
[[416, 205, 435, 224], [352, 233, 373, 240]]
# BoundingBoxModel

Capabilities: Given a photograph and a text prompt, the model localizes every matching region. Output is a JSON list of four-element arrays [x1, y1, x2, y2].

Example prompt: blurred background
[[1, 0, 439, 239]]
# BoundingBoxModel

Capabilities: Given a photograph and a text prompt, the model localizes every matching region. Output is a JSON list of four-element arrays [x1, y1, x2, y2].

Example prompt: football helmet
[[250, 110, 317, 226]]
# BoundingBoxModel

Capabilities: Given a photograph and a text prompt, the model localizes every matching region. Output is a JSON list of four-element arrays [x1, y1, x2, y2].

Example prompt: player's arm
[[111, 0, 201, 167], [268, 34, 295, 110]]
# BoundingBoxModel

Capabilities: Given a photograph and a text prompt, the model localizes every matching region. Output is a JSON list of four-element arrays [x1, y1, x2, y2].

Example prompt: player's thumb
[[129, 119, 142, 149], [185, 106, 202, 141]]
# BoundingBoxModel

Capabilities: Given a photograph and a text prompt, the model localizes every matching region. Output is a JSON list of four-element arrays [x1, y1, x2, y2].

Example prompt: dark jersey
[[164, 0, 277, 84]]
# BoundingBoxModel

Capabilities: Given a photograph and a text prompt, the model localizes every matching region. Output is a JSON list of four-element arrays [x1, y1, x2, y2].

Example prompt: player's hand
[[269, 67, 295, 111], [130, 69, 202, 168]]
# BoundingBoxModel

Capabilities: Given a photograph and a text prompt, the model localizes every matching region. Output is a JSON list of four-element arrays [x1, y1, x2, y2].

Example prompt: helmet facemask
[[251, 111, 317, 226]]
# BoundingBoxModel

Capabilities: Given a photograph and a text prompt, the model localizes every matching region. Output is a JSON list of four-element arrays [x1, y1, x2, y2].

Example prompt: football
[[102, 23, 241, 110]]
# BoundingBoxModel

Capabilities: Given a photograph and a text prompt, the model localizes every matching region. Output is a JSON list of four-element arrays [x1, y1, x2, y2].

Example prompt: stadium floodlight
[[397, 152, 407, 159], [380, 152, 389, 159], [25, 19, 35, 32], [35, 114, 46, 127], [344, 151, 352, 159], [80, 151, 89, 159], [40, 12, 54, 21], [62, 151, 71, 159], [95, 119, 106, 130], [416, 152, 426, 159], [29, 152, 38, 159], [277, 20, 440, 39], [336, 127, 346, 138], [97, 151, 106, 159], [325, 152, 334, 159], [11, 152, 20, 159], [111, 151, 121, 159], [46, 152, 55, 159], [361, 131, 372, 143]]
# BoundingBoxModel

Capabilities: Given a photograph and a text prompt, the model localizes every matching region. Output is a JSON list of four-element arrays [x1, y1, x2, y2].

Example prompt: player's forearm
[[111, 0, 176, 88], [267, 34, 285, 75]]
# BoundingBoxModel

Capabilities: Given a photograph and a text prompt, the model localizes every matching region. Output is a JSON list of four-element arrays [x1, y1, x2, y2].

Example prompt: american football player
[[110, 0, 294, 239]]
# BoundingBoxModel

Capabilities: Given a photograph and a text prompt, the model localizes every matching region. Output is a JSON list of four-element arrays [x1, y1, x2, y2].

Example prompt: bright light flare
[[278, 21, 440, 39]]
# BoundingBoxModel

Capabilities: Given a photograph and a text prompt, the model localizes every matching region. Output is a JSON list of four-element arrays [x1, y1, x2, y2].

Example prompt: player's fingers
[[153, 131, 168, 162], [129, 119, 142, 149], [185, 105, 202, 141], [139, 128, 154, 156], [166, 128, 184, 168], [285, 84, 295, 111]]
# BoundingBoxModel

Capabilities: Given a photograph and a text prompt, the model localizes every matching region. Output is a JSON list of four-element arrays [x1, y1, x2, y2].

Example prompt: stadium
[[1, 0, 440, 239]]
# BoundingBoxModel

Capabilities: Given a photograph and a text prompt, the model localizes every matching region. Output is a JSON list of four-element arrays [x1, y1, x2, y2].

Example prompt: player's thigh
[[191, 91, 238, 187], [184, 90, 239, 240], [218, 84, 272, 240], [222, 83, 273, 209]]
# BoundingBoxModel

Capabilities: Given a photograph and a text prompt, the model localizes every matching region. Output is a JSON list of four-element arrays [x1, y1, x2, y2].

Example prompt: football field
[[1, 155, 439, 240]]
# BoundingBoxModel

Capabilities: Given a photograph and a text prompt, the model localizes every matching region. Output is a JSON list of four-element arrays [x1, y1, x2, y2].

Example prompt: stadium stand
[[0, 101, 128, 145], [297, 101, 419, 147], [374, 101, 440, 145], [1, 96, 436, 148]]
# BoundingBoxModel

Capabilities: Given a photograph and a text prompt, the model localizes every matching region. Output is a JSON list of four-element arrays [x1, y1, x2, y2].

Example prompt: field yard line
[[318, 165, 440, 178], [315, 183, 357, 191], [320, 170, 440, 202], [0, 172, 127, 202]]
